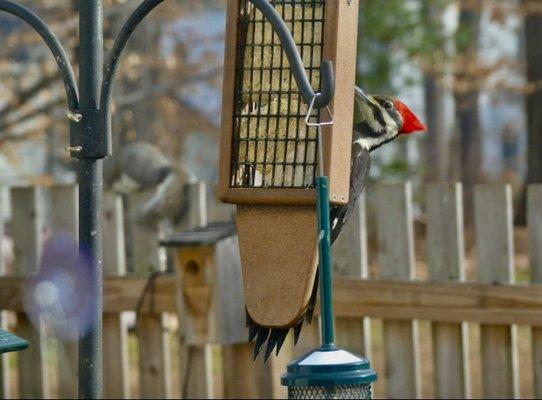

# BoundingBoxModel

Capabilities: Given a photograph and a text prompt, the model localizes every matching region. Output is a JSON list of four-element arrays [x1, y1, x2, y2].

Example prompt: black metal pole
[[78, 0, 104, 398]]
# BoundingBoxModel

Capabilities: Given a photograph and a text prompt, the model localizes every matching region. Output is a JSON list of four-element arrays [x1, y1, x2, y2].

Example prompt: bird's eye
[[383, 101, 393, 110]]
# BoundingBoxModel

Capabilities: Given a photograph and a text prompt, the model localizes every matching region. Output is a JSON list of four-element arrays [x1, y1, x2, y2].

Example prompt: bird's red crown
[[394, 100, 427, 134]]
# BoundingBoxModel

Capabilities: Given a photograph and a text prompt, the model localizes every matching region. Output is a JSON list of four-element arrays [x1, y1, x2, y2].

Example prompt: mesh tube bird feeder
[[219, 0, 357, 331]]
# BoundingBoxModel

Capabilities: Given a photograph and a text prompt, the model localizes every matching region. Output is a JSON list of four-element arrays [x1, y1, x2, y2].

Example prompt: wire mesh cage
[[219, 0, 358, 206], [288, 384, 372, 400], [231, 0, 325, 190]]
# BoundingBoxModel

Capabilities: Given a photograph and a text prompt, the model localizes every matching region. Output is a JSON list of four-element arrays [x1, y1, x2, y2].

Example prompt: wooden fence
[[0, 182, 541, 398]]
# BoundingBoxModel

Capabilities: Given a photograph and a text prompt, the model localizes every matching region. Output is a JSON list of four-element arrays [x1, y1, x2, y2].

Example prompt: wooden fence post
[[50, 185, 79, 398], [102, 192, 130, 398], [376, 182, 420, 398], [474, 184, 519, 398], [333, 193, 371, 359], [223, 343, 261, 398], [426, 183, 470, 398], [11, 187, 48, 399], [263, 338, 293, 399], [129, 191, 171, 399], [293, 320, 320, 358], [528, 184, 542, 398]]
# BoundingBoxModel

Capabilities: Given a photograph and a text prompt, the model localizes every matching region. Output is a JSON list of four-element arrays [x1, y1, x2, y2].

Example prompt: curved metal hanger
[[101, 0, 164, 143], [249, 0, 335, 110], [0, 0, 79, 111]]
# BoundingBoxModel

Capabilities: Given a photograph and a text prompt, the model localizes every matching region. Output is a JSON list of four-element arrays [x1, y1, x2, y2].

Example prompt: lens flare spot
[[23, 231, 96, 342], [34, 281, 59, 308]]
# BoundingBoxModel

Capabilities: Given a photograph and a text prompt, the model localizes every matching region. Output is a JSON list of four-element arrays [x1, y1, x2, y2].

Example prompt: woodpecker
[[247, 86, 427, 361], [329, 87, 427, 243]]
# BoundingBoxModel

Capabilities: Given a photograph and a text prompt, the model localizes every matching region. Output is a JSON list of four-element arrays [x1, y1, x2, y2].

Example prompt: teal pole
[[316, 176, 335, 347]]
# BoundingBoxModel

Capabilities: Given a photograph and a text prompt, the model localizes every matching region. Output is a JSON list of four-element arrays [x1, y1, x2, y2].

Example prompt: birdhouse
[[218, 0, 359, 331], [160, 223, 246, 345]]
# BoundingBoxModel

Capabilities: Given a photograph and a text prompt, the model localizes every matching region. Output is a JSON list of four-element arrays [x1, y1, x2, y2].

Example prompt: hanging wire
[[304, 95, 333, 178]]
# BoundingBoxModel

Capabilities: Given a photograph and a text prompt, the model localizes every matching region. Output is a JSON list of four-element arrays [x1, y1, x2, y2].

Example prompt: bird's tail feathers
[[246, 275, 320, 362]]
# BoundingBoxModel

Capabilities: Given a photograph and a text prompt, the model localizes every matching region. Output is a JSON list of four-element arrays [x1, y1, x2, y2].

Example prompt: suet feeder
[[219, 0, 358, 337], [219, 0, 376, 398]]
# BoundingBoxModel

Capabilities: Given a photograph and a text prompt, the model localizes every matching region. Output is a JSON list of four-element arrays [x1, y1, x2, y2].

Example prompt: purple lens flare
[[23, 231, 96, 342]]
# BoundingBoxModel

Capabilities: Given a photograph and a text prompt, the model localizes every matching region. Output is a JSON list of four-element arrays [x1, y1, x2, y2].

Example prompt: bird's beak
[[355, 86, 379, 107], [394, 100, 427, 134]]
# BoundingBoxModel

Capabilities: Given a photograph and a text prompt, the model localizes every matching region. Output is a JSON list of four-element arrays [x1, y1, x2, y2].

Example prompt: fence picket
[[334, 193, 371, 359], [426, 183, 470, 398], [265, 338, 293, 399], [224, 337, 294, 399], [528, 184, 542, 398], [293, 319, 320, 358], [11, 187, 48, 399], [474, 184, 519, 398], [223, 340, 291, 399], [376, 182, 420, 398], [102, 192, 129, 399], [223, 343, 260, 398], [129, 191, 171, 399], [50, 185, 79, 398]]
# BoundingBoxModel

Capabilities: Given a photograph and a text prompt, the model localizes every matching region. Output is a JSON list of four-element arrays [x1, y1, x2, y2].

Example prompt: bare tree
[[421, 0, 448, 182], [524, 0, 542, 186], [454, 0, 483, 220]]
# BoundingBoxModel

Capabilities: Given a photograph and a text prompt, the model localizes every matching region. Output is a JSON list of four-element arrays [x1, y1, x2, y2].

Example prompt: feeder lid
[[281, 346, 377, 388], [159, 222, 236, 247], [0, 329, 29, 354]]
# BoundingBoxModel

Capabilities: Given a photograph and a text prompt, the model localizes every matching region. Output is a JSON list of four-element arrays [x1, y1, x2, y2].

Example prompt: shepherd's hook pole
[[78, 0, 104, 398]]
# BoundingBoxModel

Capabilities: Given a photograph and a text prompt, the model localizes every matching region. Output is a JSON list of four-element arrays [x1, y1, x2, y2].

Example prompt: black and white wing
[[330, 145, 371, 244]]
